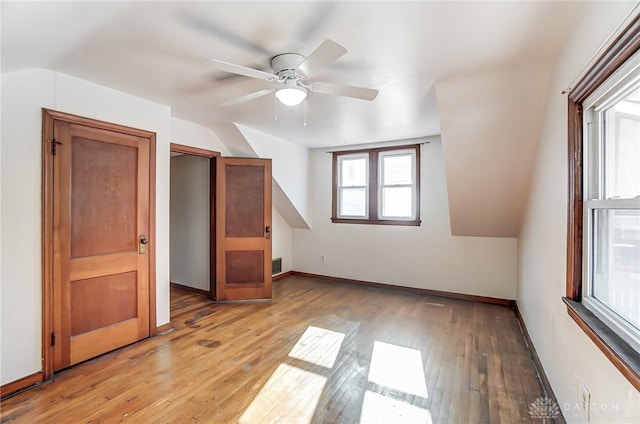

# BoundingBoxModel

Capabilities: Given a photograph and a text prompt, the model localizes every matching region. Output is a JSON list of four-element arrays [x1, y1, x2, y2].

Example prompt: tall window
[[332, 144, 420, 225], [566, 17, 640, 390], [583, 63, 640, 353], [336, 153, 369, 218]]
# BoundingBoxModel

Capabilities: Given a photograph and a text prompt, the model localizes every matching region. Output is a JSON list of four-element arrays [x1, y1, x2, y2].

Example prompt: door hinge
[[51, 332, 56, 347], [51, 139, 63, 156]]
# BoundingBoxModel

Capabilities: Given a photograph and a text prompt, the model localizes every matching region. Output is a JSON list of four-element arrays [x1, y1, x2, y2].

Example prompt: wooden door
[[216, 157, 272, 301], [51, 119, 152, 370]]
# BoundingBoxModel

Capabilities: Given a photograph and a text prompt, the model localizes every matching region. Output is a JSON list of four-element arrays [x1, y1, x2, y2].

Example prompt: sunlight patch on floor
[[359, 391, 433, 423], [238, 363, 327, 424], [287, 325, 346, 369], [368, 341, 429, 397]]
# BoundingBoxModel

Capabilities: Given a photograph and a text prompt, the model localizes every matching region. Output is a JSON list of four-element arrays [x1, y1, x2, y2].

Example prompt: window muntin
[[583, 63, 640, 354], [332, 144, 420, 225]]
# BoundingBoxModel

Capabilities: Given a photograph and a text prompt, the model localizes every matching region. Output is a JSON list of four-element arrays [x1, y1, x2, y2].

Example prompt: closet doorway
[[169, 144, 218, 301], [170, 143, 273, 306]]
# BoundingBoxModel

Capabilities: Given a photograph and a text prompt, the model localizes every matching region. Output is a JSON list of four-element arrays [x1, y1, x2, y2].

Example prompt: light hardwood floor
[[1, 276, 557, 423]]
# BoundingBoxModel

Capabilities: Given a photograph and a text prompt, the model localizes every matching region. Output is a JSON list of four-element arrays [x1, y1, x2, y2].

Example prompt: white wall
[[1, 70, 56, 385], [0, 69, 174, 385], [293, 137, 518, 300], [170, 155, 210, 291], [171, 117, 231, 156], [518, 2, 640, 423], [272, 207, 293, 275], [237, 125, 311, 227]]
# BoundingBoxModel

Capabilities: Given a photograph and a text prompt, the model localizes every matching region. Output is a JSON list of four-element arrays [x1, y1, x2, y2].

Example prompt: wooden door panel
[[70, 272, 138, 335], [225, 250, 265, 284], [52, 120, 150, 370], [70, 137, 138, 257], [217, 157, 272, 301], [225, 165, 265, 238]]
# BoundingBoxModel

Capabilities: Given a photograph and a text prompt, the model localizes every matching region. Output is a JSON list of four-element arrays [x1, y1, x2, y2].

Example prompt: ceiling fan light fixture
[[275, 85, 307, 106]]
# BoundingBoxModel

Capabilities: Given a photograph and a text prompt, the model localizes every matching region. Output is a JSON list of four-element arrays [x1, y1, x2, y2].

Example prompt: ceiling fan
[[208, 39, 379, 107]]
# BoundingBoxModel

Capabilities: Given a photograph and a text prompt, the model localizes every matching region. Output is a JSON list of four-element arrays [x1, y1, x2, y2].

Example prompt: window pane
[[340, 157, 367, 186], [383, 154, 412, 185], [592, 209, 640, 330], [604, 87, 640, 199], [340, 188, 367, 217], [382, 187, 412, 218]]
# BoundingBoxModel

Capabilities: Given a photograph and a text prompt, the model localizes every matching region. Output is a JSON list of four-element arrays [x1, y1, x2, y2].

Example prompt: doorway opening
[[169, 144, 218, 319]]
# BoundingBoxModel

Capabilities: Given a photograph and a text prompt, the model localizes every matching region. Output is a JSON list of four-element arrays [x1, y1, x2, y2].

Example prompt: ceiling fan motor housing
[[271, 53, 306, 81]]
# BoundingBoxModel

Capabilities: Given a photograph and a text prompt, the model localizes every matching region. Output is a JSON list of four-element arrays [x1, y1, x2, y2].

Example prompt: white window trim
[[377, 149, 417, 221], [582, 50, 640, 354], [336, 153, 369, 219]]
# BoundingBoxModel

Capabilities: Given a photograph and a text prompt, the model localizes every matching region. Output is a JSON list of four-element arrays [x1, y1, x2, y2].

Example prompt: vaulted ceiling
[[1, 1, 586, 237]]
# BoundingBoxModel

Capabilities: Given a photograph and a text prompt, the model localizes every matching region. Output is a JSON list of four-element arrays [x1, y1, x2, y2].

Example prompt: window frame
[[336, 153, 370, 219], [378, 149, 418, 221], [332, 144, 421, 226], [565, 14, 640, 391], [582, 65, 640, 353], [581, 62, 640, 353]]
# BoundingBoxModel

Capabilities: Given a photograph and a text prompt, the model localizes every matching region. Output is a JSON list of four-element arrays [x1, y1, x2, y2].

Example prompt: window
[[332, 145, 420, 225], [336, 153, 369, 219], [566, 18, 640, 390], [583, 63, 640, 353]]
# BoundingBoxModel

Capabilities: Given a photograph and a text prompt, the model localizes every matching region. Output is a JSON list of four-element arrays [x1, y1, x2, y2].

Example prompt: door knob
[[139, 235, 148, 253]]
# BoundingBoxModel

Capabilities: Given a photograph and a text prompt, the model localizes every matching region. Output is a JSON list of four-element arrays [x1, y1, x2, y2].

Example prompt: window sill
[[331, 218, 421, 226], [562, 297, 640, 391]]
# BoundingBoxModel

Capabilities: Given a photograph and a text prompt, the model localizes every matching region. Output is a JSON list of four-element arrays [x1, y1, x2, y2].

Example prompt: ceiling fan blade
[[297, 39, 347, 78], [309, 81, 379, 101], [207, 59, 277, 81], [213, 63, 272, 82], [182, 13, 274, 56], [221, 89, 274, 106]]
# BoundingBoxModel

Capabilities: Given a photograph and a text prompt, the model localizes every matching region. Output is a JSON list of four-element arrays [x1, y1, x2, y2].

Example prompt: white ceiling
[[1, 1, 587, 236]]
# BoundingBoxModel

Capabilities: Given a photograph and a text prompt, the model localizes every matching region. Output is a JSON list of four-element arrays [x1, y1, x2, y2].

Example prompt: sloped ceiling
[[437, 63, 553, 237], [1, 1, 585, 237]]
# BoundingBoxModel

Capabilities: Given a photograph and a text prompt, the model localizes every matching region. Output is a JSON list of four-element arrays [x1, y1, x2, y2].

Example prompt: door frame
[[42, 109, 157, 380], [169, 143, 219, 300]]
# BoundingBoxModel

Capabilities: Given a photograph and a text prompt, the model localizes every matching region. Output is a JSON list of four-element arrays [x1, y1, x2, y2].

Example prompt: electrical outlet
[[580, 383, 591, 422], [320, 254, 326, 262]]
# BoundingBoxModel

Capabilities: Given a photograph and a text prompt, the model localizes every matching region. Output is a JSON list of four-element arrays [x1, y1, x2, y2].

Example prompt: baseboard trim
[[290, 271, 515, 307], [514, 302, 565, 423], [272, 271, 292, 281], [0, 371, 43, 400], [155, 322, 173, 333], [170, 282, 210, 296]]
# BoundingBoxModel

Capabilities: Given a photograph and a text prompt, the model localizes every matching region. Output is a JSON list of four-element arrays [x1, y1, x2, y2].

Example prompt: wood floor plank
[[1, 276, 553, 423]]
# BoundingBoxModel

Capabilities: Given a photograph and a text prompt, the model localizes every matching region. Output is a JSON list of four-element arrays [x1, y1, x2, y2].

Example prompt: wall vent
[[272, 257, 282, 275]]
